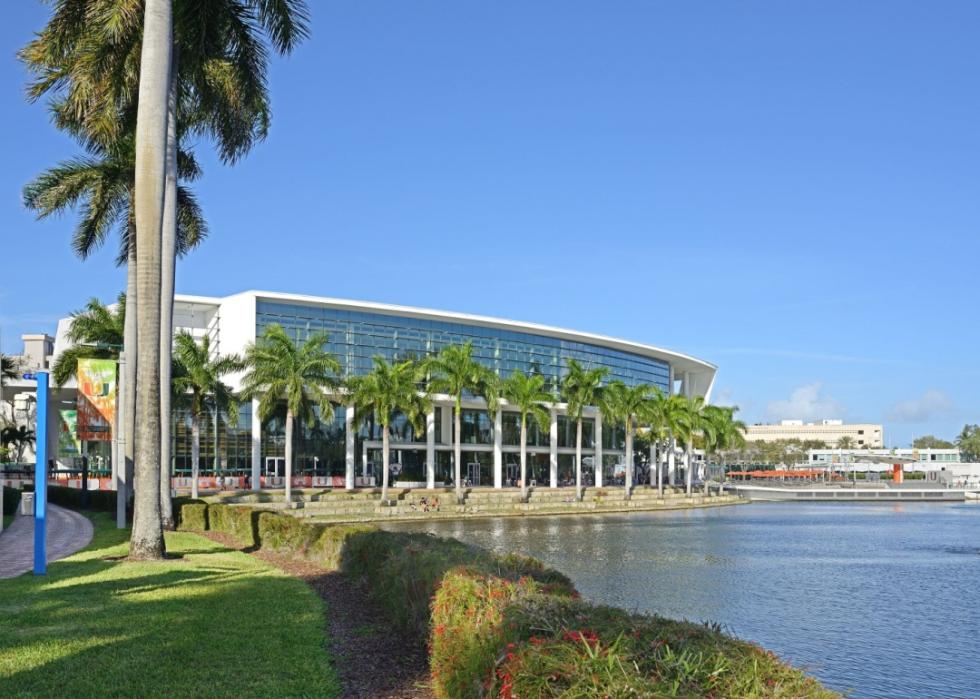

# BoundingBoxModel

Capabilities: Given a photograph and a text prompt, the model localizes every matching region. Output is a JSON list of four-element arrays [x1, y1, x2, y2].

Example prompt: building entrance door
[[265, 457, 284, 478], [467, 462, 481, 486]]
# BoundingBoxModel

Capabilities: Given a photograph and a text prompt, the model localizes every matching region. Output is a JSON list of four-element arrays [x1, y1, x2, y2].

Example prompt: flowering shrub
[[429, 570, 544, 698], [478, 595, 837, 698]]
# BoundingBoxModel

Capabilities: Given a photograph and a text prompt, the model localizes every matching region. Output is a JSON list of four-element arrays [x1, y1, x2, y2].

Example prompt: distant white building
[[0, 333, 55, 465], [808, 447, 960, 466], [744, 419, 884, 448], [807, 447, 980, 484]]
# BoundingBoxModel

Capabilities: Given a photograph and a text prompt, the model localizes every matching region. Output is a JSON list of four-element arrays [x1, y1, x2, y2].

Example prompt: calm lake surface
[[385, 502, 980, 698]]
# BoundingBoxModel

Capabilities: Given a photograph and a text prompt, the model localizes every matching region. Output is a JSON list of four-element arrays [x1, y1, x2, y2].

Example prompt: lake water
[[385, 502, 980, 698]]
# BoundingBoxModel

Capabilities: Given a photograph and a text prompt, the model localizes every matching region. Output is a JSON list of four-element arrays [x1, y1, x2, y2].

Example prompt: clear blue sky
[[2, 2, 977, 446]]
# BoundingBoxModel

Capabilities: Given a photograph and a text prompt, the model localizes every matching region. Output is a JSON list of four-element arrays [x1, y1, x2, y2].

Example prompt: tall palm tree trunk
[[159, 54, 178, 530], [284, 409, 293, 505], [575, 418, 583, 501], [656, 441, 664, 496], [520, 415, 528, 502], [130, 0, 172, 560], [649, 441, 656, 487], [191, 415, 200, 499], [120, 245, 138, 528], [624, 421, 633, 499], [685, 444, 693, 496], [381, 427, 390, 503], [454, 401, 462, 504]]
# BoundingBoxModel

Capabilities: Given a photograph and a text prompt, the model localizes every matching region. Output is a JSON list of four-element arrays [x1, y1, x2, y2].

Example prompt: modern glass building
[[158, 291, 715, 489]]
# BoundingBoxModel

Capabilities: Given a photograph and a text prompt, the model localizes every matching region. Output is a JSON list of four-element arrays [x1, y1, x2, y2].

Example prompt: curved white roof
[[175, 289, 718, 398]]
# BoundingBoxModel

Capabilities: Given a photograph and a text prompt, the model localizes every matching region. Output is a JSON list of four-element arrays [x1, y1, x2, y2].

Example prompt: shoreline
[[206, 487, 747, 525]]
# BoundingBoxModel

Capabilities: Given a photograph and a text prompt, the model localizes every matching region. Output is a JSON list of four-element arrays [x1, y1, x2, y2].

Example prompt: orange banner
[[77, 358, 116, 441]]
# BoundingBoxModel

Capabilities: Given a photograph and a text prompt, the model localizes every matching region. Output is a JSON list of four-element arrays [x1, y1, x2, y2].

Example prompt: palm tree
[[642, 387, 670, 495], [23, 133, 206, 535], [0, 425, 36, 464], [661, 394, 690, 489], [172, 332, 241, 500], [1, 356, 20, 382], [425, 342, 497, 503], [501, 371, 551, 503], [49, 295, 126, 386], [601, 381, 656, 498], [560, 359, 607, 501], [22, 0, 308, 553], [676, 396, 716, 496], [836, 435, 856, 450], [349, 357, 430, 503], [22, 135, 207, 265], [703, 405, 746, 492], [119, 0, 173, 560], [240, 324, 340, 506], [956, 425, 980, 462]]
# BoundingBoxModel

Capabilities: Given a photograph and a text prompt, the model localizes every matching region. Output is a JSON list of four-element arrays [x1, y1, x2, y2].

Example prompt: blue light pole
[[25, 371, 49, 575]]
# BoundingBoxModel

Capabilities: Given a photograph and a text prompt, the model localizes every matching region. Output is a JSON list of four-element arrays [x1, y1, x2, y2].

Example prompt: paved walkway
[[0, 504, 94, 579]]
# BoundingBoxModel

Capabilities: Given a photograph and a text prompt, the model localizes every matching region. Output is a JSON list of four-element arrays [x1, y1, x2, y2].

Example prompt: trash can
[[20, 492, 34, 517]]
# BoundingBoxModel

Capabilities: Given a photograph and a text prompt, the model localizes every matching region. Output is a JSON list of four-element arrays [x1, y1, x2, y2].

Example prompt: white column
[[440, 405, 452, 445], [426, 408, 436, 489], [668, 438, 676, 486], [345, 404, 356, 490], [362, 443, 369, 479], [594, 410, 603, 488], [493, 409, 503, 488], [549, 408, 558, 488], [251, 397, 261, 491]]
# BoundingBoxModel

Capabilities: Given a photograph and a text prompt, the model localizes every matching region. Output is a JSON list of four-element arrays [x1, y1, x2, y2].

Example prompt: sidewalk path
[[0, 504, 94, 579]]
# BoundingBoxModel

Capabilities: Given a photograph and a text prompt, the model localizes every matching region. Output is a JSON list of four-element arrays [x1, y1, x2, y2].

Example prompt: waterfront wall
[[213, 485, 744, 524]]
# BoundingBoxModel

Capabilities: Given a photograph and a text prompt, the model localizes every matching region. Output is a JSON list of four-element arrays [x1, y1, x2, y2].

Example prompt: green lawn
[[0, 513, 340, 698]]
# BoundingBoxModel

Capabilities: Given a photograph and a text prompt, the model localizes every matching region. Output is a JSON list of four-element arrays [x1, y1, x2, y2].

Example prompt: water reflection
[[385, 503, 980, 699]]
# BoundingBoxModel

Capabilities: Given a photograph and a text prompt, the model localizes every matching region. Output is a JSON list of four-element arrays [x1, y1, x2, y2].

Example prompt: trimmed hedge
[[256, 511, 373, 570], [167, 501, 374, 570], [339, 530, 574, 640], [3, 486, 22, 516], [45, 484, 118, 513], [174, 498, 208, 532], [207, 503, 260, 547]]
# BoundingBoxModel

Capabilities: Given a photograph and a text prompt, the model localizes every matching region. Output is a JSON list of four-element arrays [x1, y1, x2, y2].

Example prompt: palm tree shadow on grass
[[0, 552, 338, 697]]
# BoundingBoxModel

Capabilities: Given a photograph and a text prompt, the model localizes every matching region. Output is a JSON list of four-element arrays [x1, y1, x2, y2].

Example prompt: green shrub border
[[2, 486, 22, 517]]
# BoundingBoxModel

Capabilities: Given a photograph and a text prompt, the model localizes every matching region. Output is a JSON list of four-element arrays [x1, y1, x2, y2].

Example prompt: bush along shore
[[34, 487, 837, 697]]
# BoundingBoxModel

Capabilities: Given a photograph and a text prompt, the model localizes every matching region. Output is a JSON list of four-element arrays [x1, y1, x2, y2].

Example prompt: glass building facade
[[255, 301, 670, 391], [246, 300, 672, 485], [168, 298, 682, 483]]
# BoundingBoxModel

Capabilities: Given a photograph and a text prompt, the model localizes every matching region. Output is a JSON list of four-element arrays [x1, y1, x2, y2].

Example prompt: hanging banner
[[59, 409, 81, 456], [77, 358, 116, 441]]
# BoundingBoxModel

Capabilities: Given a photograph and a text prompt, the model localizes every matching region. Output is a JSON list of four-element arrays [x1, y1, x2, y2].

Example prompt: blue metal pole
[[34, 371, 48, 576]]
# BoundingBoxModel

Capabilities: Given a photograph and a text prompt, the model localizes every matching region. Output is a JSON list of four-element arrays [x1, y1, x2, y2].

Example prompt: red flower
[[563, 629, 600, 647]]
